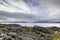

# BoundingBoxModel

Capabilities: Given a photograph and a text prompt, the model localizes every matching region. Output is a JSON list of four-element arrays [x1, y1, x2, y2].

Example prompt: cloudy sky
[[0, 0, 60, 23]]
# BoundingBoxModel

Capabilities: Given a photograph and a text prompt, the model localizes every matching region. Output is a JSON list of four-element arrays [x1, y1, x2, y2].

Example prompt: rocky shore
[[0, 24, 52, 40]]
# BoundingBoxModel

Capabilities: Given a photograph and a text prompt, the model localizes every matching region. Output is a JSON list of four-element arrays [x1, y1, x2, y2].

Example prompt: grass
[[49, 33, 60, 40]]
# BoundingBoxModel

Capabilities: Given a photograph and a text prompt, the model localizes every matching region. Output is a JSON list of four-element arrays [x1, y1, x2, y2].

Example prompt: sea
[[1, 23, 60, 27]]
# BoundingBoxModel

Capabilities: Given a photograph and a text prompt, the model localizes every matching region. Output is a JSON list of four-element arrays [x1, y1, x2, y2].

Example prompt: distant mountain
[[33, 21, 50, 23], [33, 21, 60, 23]]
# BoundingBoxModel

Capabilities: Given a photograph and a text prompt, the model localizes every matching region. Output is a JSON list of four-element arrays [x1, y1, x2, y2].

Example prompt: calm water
[[1, 23, 60, 27], [19, 23, 60, 27]]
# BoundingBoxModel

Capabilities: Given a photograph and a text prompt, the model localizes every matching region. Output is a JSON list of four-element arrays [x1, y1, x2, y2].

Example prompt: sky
[[0, 0, 60, 23]]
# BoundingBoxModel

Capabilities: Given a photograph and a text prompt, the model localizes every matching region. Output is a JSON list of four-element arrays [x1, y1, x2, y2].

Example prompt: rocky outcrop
[[0, 25, 52, 40]]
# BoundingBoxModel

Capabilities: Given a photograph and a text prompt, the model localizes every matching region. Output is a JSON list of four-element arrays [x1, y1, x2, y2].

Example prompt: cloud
[[0, 0, 60, 23], [41, 0, 60, 20], [28, 0, 60, 21], [0, 0, 31, 13], [0, 11, 39, 23], [23, 0, 40, 7]]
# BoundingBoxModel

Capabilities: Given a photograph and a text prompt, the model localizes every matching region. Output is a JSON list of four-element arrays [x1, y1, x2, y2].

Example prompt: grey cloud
[[0, 0, 23, 10], [0, 0, 60, 23], [41, 0, 60, 8], [52, 0, 60, 6], [0, 11, 35, 19], [23, 0, 40, 7], [0, 11, 39, 23]]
